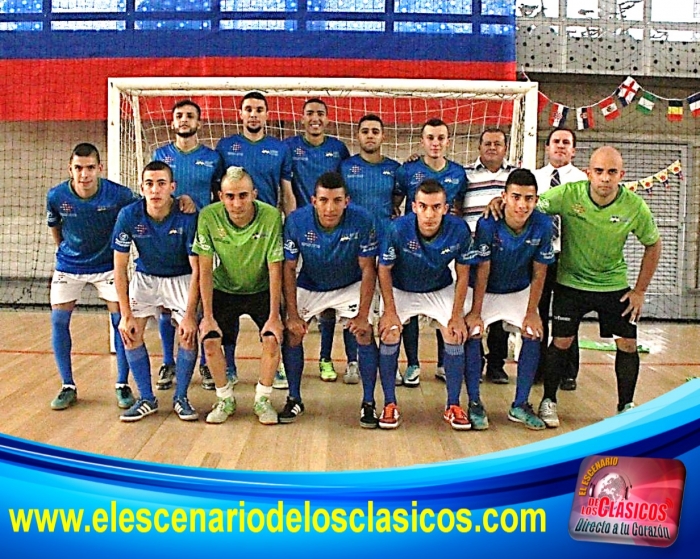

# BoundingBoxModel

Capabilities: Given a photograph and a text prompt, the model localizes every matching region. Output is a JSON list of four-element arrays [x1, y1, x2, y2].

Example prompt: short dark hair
[[479, 128, 507, 146], [143, 160, 173, 182], [505, 168, 538, 193], [70, 143, 100, 164], [358, 114, 384, 129], [546, 127, 577, 147], [315, 171, 347, 195], [241, 91, 268, 109], [172, 99, 201, 119], [416, 178, 446, 197], [421, 118, 449, 135], [303, 98, 328, 112]]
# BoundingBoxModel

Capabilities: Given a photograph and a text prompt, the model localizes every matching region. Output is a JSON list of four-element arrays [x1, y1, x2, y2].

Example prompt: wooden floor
[[1, 310, 697, 471]]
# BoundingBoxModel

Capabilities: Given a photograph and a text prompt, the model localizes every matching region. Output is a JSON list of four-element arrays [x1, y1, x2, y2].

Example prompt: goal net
[[107, 77, 539, 192]]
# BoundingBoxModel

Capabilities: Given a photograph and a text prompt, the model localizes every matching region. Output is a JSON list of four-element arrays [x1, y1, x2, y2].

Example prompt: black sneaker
[[485, 365, 509, 384], [279, 397, 305, 424], [560, 377, 577, 391], [360, 402, 378, 429], [156, 364, 176, 390], [200, 364, 215, 390]]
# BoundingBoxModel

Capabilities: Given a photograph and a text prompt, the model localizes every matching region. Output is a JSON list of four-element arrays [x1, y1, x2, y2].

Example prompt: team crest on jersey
[[572, 203, 586, 216], [59, 202, 75, 215], [135, 223, 149, 236], [294, 147, 306, 157], [412, 172, 426, 185], [351, 165, 362, 174], [305, 230, 318, 243], [232, 143, 242, 152], [609, 216, 621, 223], [407, 239, 420, 251], [163, 156, 174, 164]]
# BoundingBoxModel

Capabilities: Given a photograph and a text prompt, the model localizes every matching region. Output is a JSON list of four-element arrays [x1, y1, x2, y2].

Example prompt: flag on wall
[[688, 92, 700, 117], [576, 106, 594, 130], [636, 91, 657, 115], [549, 103, 569, 127], [599, 97, 620, 120], [616, 76, 640, 106], [668, 100, 684, 122]]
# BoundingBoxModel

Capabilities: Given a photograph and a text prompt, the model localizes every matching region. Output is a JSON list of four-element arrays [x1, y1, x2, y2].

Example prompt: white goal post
[[107, 77, 539, 187]]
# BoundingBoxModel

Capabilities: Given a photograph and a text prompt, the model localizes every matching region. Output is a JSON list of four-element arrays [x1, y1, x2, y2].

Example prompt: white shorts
[[480, 286, 531, 332], [129, 272, 192, 324], [50, 270, 118, 306], [387, 284, 472, 329], [297, 282, 361, 324]]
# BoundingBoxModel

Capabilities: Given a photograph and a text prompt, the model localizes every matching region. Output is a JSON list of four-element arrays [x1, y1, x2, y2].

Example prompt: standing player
[[112, 161, 200, 422], [464, 169, 554, 430], [532, 128, 587, 390], [152, 100, 224, 393], [340, 114, 401, 384], [194, 166, 284, 425], [537, 147, 661, 427], [46, 143, 136, 411], [394, 118, 467, 387], [281, 172, 379, 426], [463, 128, 517, 385], [285, 98, 351, 383], [216, 92, 294, 390], [377, 179, 471, 430]]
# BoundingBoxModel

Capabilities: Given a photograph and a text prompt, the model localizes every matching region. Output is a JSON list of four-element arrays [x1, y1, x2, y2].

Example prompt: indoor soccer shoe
[[206, 396, 236, 424], [156, 363, 176, 390], [254, 396, 278, 425], [200, 364, 215, 390], [508, 403, 546, 430], [434, 366, 446, 383], [378, 403, 401, 429], [273, 364, 289, 390], [468, 400, 489, 431], [538, 398, 560, 428], [360, 402, 379, 429], [279, 397, 304, 424], [51, 386, 77, 411], [115, 385, 136, 409], [226, 367, 239, 386], [173, 397, 198, 421], [402, 365, 421, 387], [443, 405, 471, 431], [343, 361, 360, 384], [319, 359, 337, 382], [119, 398, 158, 422]]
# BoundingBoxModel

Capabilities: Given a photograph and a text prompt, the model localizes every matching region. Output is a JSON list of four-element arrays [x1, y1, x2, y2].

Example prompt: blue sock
[[224, 317, 240, 371], [465, 339, 483, 403], [110, 312, 129, 384], [282, 343, 304, 401], [402, 316, 420, 367], [513, 338, 540, 408], [318, 315, 335, 361], [379, 342, 400, 405], [158, 313, 176, 366], [125, 345, 154, 402], [343, 327, 358, 363], [51, 309, 73, 385], [443, 343, 465, 407], [358, 340, 378, 403], [174, 346, 197, 400]]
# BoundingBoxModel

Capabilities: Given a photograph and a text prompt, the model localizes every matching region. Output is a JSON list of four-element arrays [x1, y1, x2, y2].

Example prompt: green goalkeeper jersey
[[538, 180, 660, 292], [193, 200, 283, 294]]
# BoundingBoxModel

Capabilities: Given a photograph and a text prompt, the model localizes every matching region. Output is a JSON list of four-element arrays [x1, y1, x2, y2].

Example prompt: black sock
[[543, 344, 570, 402], [615, 349, 640, 411]]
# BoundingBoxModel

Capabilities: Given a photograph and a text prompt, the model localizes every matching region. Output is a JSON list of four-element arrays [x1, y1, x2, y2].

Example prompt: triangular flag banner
[[599, 96, 620, 120], [637, 91, 657, 115], [549, 103, 569, 127], [576, 106, 594, 130], [668, 99, 684, 122], [640, 176, 655, 189], [625, 181, 639, 192], [687, 92, 700, 117], [617, 76, 640, 107], [654, 169, 670, 187], [669, 160, 682, 175]]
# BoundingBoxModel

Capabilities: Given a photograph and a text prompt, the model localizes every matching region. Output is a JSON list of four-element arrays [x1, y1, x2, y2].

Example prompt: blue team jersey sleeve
[[111, 205, 134, 253], [379, 221, 398, 267], [283, 212, 300, 261], [532, 211, 555, 265], [357, 210, 379, 259], [394, 165, 408, 198], [466, 216, 494, 265], [280, 143, 293, 182], [46, 187, 61, 228]]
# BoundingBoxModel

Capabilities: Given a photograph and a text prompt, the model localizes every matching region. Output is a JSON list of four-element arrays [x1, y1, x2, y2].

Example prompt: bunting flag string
[[621, 160, 683, 192]]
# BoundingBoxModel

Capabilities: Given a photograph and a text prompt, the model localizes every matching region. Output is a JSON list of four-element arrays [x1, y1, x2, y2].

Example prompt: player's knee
[[284, 331, 304, 347], [355, 329, 373, 346], [615, 337, 637, 353], [261, 332, 280, 354], [383, 330, 401, 345], [201, 331, 222, 355]]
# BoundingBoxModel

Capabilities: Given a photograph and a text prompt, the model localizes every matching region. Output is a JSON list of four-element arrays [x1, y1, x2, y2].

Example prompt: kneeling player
[[464, 169, 554, 430], [378, 179, 471, 430], [281, 172, 379, 426], [113, 161, 200, 422]]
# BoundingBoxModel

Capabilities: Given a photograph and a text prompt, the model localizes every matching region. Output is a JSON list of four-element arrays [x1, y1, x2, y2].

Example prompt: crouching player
[[113, 161, 200, 422], [281, 172, 380, 427], [377, 179, 471, 430], [464, 169, 554, 430]]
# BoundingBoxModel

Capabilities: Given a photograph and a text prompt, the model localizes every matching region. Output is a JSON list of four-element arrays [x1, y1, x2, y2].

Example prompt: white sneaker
[[344, 361, 360, 384], [538, 398, 560, 428], [435, 366, 446, 382]]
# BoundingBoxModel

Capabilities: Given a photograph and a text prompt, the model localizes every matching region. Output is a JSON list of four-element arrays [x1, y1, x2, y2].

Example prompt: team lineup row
[[45, 94, 661, 432]]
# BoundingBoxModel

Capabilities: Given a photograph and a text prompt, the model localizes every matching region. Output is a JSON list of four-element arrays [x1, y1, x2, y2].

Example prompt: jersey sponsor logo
[[52, 272, 68, 285], [114, 232, 131, 248], [325, 152, 339, 158], [476, 243, 490, 257], [195, 160, 215, 168], [440, 247, 452, 254], [609, 215, 624, 223], [340, 232, 360, 242], [283, 239, 298, 254], [443, 177, 460, 184], [525, 237, 542, 246], [261, 149, 279, 157], [382, 170, 394, 176], [347, 303, 359, 313], [168, 227, 184, 235], [383, 246, 396, 261], [96, 206, 115, 212], [251, 232, 269, 240]]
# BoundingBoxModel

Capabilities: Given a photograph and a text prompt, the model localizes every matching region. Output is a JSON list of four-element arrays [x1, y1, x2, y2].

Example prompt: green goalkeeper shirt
[[193, 200, 283, 295], [538, 181, 660, 292]]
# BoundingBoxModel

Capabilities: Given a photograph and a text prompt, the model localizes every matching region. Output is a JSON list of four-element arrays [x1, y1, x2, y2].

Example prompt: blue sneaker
[[273, 363, 289, 389], [226, 367, 239, 386], [173, 397, 198, 421], [508, 403, 546, 430], [120, 398, 158, 422], [403, 365, 421, 387], [51, 386, 77, 410], [115, 385, 136, 409]]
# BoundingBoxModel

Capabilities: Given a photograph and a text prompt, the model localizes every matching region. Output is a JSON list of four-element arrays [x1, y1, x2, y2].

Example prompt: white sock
[[215, 381, 234, 400], [255, 382, 272, 402]]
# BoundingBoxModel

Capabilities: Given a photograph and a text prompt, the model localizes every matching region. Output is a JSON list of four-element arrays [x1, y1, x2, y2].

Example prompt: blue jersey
[[379, 213, 471, 293], [396, 157, 467, 212], [112, 199, 197, 278], [284, 204, 378, 292], [467, 211, 555, 294], [215, 134, 292, 207], [152, 143, 223, 210], [340, 154, 400, 241], [285, 135, 350, 207], [47, 178, 137, 274]]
